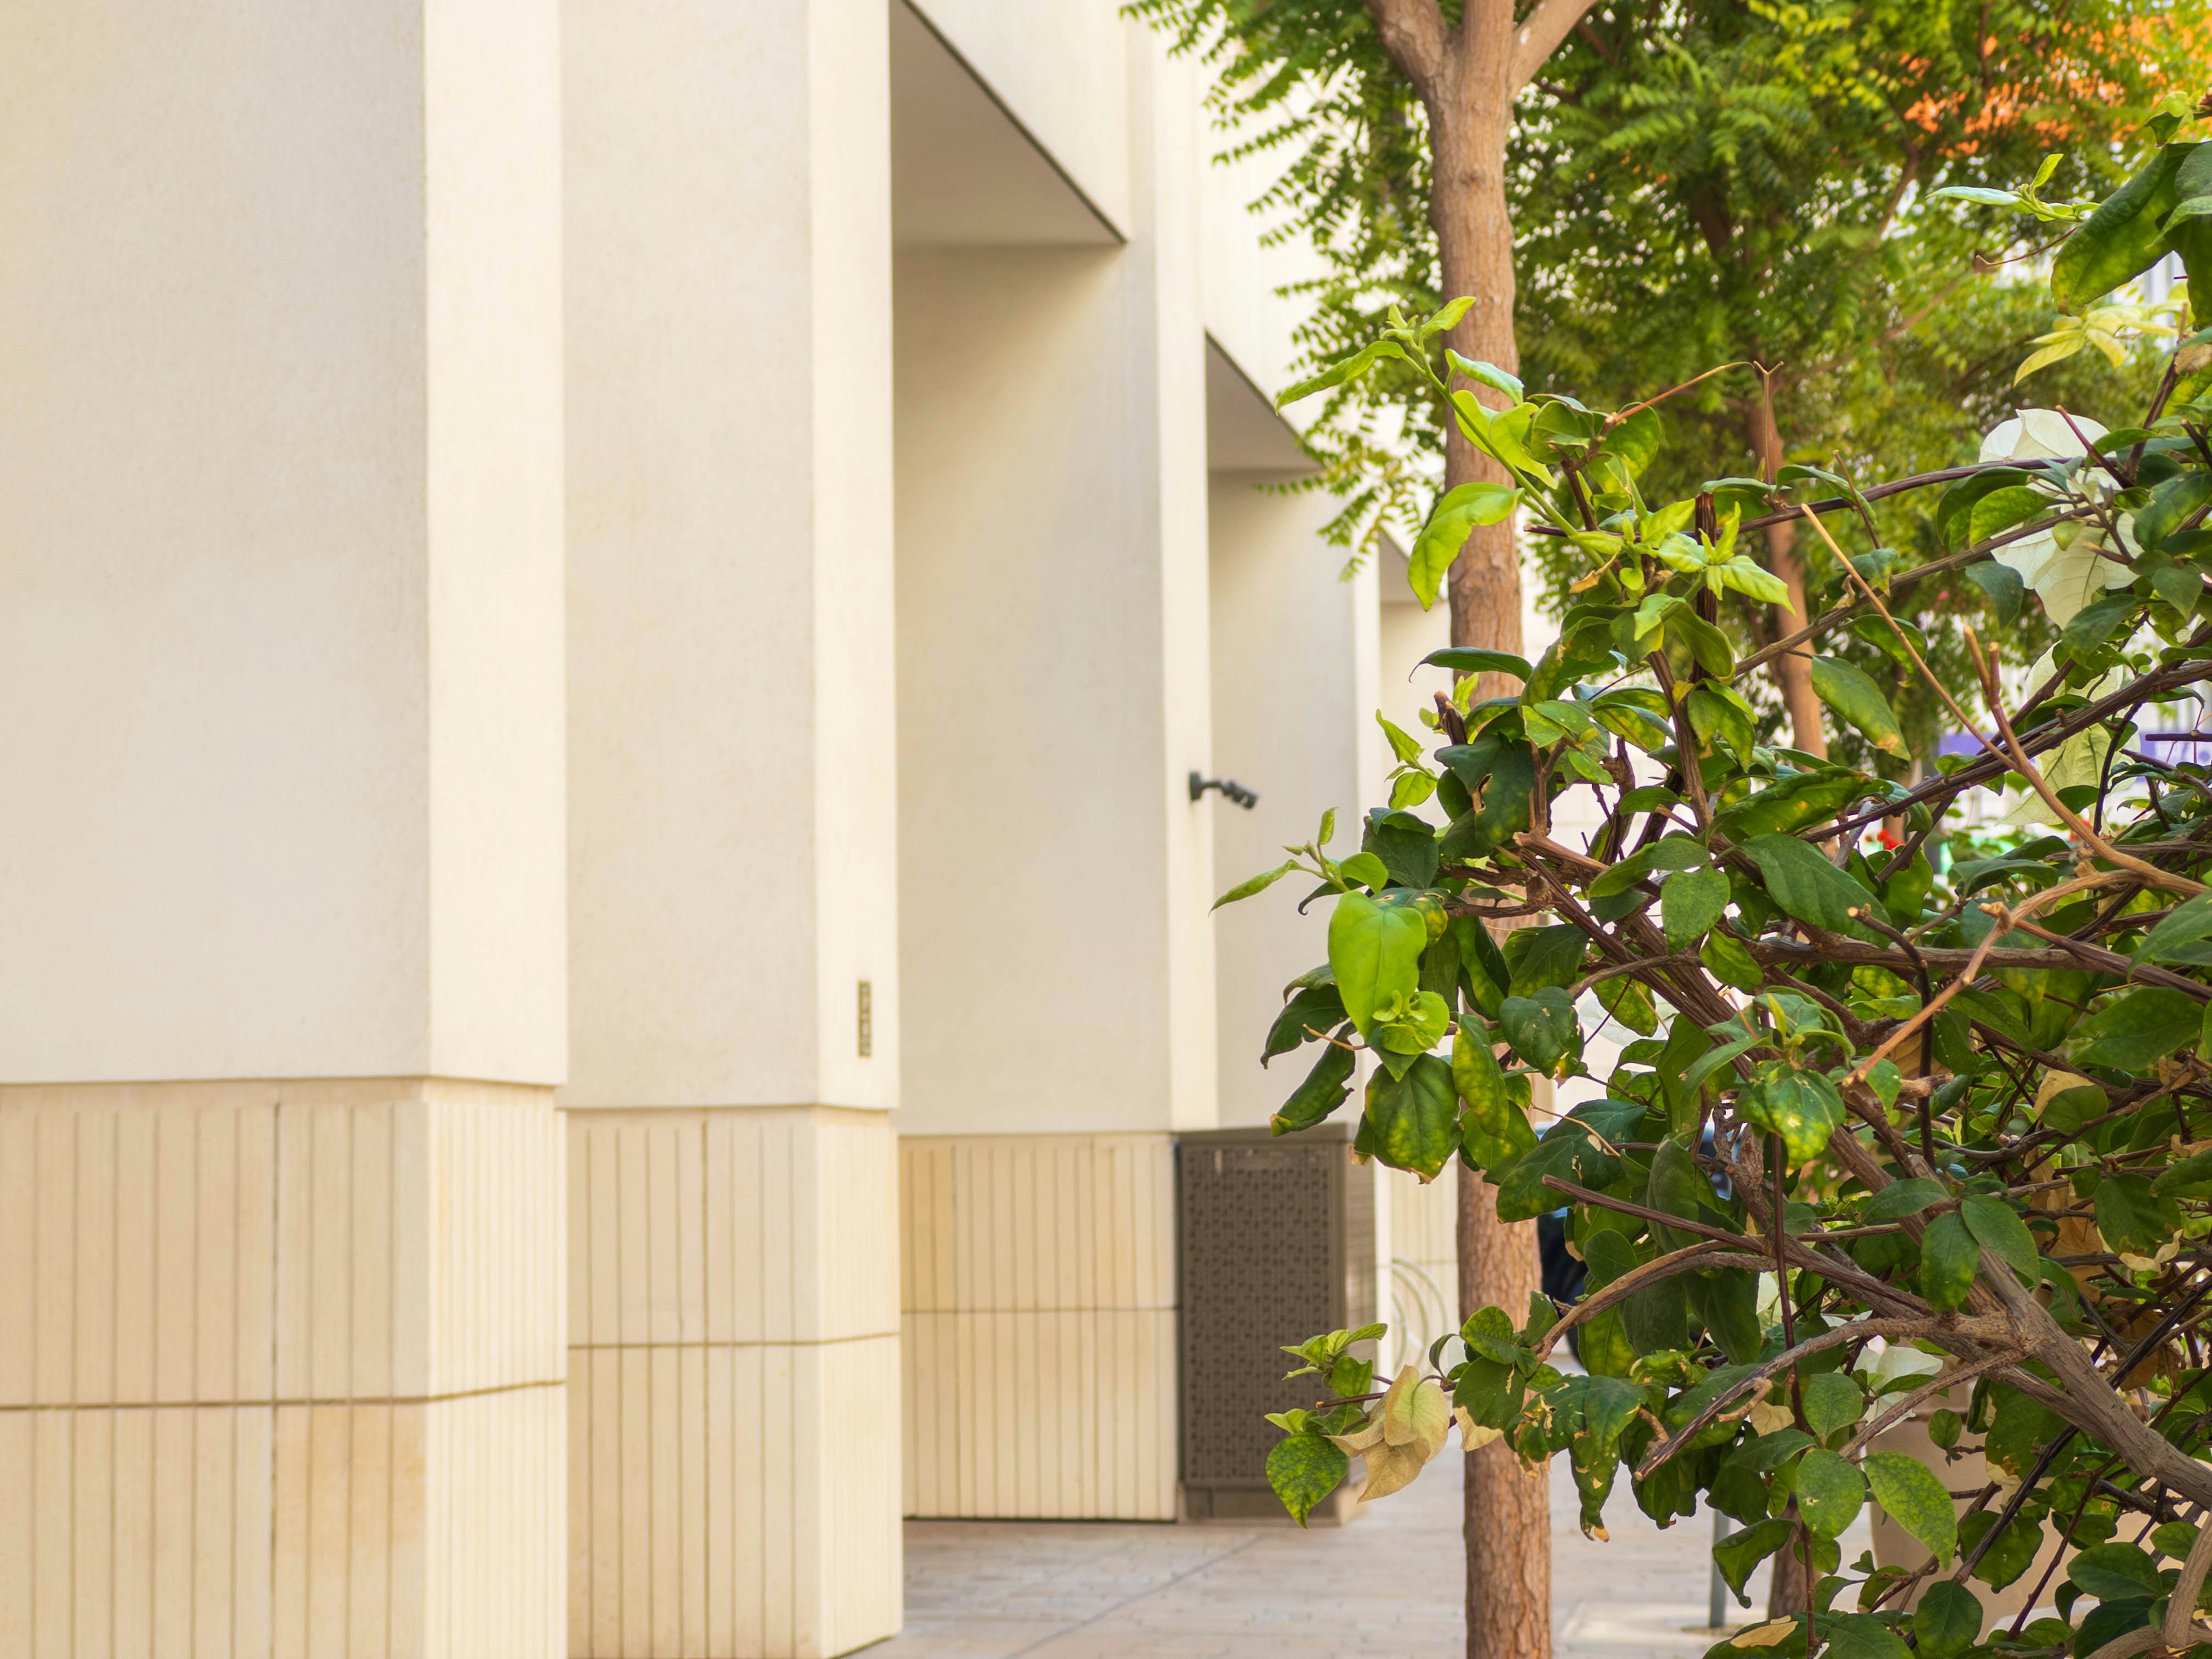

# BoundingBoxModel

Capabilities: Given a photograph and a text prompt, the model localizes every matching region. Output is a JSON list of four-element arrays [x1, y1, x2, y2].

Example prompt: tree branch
[[1361, 0, 1449, 89], [1510, 0, 1603, 93]]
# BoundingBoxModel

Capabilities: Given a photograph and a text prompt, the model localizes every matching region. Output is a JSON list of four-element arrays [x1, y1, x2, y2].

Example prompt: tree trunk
[[1431, 64, 1524, 706], [1743, 396, 1827, 758], [1429, 39, 1552, 1659], [1766, 1523, 1812, 1619], [1457, 1138, 1551, 1658]]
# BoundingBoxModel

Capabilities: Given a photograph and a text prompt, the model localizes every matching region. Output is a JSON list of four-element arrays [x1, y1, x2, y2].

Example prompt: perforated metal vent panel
[[1176, 1127, 1374, 1503]]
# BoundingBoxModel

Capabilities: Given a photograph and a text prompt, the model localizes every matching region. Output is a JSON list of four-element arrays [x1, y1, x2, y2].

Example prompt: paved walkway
[[871, 1456, 1870, 1658]]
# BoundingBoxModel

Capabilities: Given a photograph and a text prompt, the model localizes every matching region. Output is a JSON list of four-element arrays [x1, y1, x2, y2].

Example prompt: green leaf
[[1376, 713, 1426, 764], [1491, 1123, 1620, 1221], [2134, 471, 2212, 551], [1277, 338, 1407, 407], [1271, 1040, 1357, 1135], [1264, 1433, 1347, 1525], [1736, 1061, 1846, 1167], [1713, 1517, 1794, 1603], [2154, 1144, 2212, 1195], [1659, 868, 1730, 951], [1960, 1194, 2040, 1285], [1795, 1447, 1867, 1537], [1985, 1387, 2062, 1481], [1508, 924, 1589, 995], [1337, 851, 1391, 890], [1372, 989, 1452, 1058], [1665, 604, 1737, 680], [1919, 1210, 1982, 1310], [1328, 892, 1428, 1039], [1407, 482, 1519, 609], [1499, 987, 1579, 1074], [1911, 1582, 1980, 1658], [1700, 929, 1764, 991], [1864, 1178, 1946, 1222], [2068, 1541, 2164, 1601], [1363, 1055, 1459, 1180], [1968, 484, 2057, 547], [1867, 1451, 1960, 1567], [1801, 1370, 1865, 1441], [1263, 984, 1347, 1065], [1456, 1024, 1536, 1169], [1420, 646, 1533, 681], [1214, 858, 1299, 910], [2052, 143, 2191, 312], [1741, 834, 1880, 941], [1809, 657, 1907, 756], [1446, 352, 1523, 402], [2154, 1520, 2201, 1559], [1821, 1613, 1911, 1659], [2094, 1171, 2183, 1256], [1937, 468, 2032, 547], [1686, 684, 1758, 763], [1958, 1509, 2044, 1590], [1593, 974, 1657, 1036], [1715, 767, 1879, 840], [2137, 892, 2212, 963], [1963, 560, 2025, 625], [1682, 1035, 1758, 1097], [2071, 986, 2202, 1071], [2073, 1599, 2155, 1654], [1646, 1135, 1713, 1247]]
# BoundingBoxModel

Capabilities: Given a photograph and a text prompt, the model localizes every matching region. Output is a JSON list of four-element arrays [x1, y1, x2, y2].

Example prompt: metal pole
[[1710, 1509, 1734, 1631]]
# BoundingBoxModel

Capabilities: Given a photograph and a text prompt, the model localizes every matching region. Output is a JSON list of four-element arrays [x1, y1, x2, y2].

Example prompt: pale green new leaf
[[1809, 656, 1907, 756], [1214, 858, 1298, 910], [1327, 892, 1427, 1038], [1407, 482, 1518, 610]]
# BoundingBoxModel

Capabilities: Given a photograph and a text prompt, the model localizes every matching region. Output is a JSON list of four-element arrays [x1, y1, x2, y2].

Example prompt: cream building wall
[[2, 0, 1429, 1649], [560, 0, 902, 1650], [0, 1, 568, 1653]]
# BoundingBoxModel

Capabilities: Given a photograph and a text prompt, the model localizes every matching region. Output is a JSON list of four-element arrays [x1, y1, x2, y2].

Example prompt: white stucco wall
[[0, 0, 566, 1086], [905, 0, 1133, 233], [893, 247, 1196, 1136], [562, 0, 897, 1112], [1208, 483, 1374, 1128]]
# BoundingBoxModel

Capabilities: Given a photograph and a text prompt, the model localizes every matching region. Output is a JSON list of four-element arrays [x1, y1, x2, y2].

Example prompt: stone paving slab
[[870, 1453, 1868, 1658]]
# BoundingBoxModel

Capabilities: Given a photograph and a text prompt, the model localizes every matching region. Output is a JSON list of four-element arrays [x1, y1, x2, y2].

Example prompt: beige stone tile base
[[0, 1078, 566, 1658], [897, 1135, 1177, 1522], [566, 1105, 901, 1659]]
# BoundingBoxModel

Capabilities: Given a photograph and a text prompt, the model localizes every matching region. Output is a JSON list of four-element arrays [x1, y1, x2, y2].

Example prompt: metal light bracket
[[1188, 771, 1258, 809]]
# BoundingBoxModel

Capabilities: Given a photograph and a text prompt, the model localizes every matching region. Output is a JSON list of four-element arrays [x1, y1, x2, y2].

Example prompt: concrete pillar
[[0, 1, 567, 1653], [561, 0, 902, 1650], [1207, 479, 1377, 1131], [889, 21, 1214, 1522]]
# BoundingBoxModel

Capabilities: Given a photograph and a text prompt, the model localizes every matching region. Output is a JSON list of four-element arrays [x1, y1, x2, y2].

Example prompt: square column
[[0, 1081, 565, 1658], [566, 1109, 899, 1656], [562, 0, 901, 1651], [888, 25, 1218, 1523], [0, 2, 567, 1653]]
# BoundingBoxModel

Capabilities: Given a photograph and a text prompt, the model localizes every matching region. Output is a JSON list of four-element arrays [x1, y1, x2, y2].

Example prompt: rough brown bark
[[1457, 1158, 1550, 1658], [1433, 41, 1552, 1656], [1766, 1527, 1811, 1619], [1743, 395, 1827, 758], [1359, 5, 1602, 1654]]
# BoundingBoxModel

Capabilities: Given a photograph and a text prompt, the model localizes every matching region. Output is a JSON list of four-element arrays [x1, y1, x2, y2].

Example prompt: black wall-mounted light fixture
[[1189, 771, 1258, 809]]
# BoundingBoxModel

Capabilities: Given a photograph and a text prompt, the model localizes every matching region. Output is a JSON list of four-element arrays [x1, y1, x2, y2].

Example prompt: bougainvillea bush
[[1226, 117, 2212, 1659]]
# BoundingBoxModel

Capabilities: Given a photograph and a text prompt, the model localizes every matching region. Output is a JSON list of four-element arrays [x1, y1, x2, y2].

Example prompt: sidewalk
[[872, 1452, 1855, 1658]]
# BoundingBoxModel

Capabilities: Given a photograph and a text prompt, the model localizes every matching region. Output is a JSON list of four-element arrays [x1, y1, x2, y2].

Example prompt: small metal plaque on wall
[[1176, 1124, 1375, 1522]]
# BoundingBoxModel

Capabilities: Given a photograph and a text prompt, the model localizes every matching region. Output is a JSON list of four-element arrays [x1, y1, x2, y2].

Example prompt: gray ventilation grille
[[1176, 1126, 1374, 1520]]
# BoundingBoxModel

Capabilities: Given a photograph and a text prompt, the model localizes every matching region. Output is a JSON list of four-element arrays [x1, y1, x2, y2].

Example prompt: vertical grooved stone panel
[[897, 1134, 1179, 1521]]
